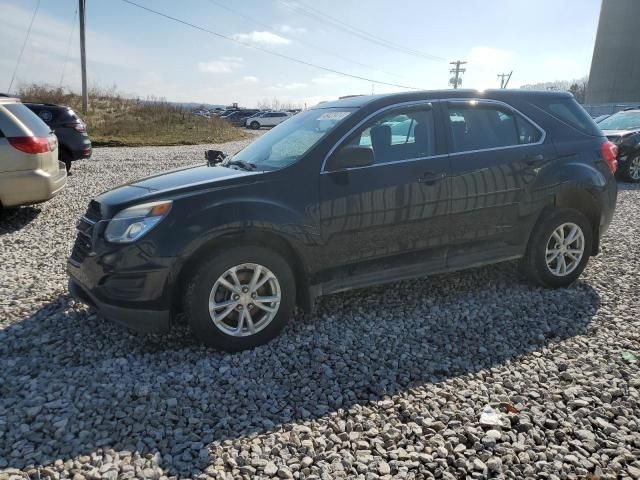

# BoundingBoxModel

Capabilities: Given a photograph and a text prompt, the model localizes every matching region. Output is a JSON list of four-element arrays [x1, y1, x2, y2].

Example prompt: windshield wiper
[[223, 159, 257, 171]]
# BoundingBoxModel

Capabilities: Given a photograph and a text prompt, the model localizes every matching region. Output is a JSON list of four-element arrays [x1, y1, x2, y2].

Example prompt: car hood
[[96, 164, 258, 209], [602, 129, 640, 138]]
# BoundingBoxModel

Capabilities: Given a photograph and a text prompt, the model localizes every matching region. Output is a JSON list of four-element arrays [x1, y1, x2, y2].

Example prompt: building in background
[[586, 0, 640, 105]]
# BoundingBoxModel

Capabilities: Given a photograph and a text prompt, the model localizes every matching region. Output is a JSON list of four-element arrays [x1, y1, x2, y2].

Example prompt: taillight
[[601, 140, 618, 173], [64, 122, 86, 133], [8, 136, 51, 154]]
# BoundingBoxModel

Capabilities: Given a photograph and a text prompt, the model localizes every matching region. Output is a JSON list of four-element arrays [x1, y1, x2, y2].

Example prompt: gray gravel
[[1, 138, 639, 479]]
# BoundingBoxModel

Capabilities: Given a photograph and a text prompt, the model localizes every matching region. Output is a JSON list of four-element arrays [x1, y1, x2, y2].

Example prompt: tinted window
[[534, 97, 601, 136], [345, 106, 435, 164], [448, 103, 520, 152], [4, 103, 51, 136], [516, 115, 543, 144]]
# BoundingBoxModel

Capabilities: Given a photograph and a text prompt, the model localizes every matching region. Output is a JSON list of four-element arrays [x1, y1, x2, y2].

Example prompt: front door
[[317, 102, 450, 290]]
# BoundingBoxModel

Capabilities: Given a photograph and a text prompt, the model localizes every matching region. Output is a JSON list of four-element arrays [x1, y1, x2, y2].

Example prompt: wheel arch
[[171, 228, 313, 320], [554, 186, 601, 255]]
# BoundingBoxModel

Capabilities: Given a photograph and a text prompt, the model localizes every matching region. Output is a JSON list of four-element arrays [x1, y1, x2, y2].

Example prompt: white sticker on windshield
[[318, 111, 350, 121]]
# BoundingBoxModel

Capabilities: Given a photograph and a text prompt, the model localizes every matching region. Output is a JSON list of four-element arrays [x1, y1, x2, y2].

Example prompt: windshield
[[230, 107, 355, 170], [598, 111, 640, 131]]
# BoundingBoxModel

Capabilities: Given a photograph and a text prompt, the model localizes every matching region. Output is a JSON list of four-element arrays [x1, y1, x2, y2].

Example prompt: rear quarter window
[[534, 97, 601, 136], [4, 103, 51, 136]]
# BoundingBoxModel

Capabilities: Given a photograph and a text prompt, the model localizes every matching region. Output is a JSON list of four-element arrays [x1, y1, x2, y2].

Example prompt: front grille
[[70, 201, 102, 264], [84, 200, 102, 223]]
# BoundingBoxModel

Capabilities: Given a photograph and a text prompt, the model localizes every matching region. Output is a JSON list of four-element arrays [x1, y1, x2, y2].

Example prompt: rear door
[[319, 101, 450, 286], [444, 99, 553, 267]]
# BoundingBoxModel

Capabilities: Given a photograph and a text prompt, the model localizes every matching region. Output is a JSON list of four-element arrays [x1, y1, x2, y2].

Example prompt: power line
[[60, 4, 79, 86], [279, 0, 447, 63], [120, 0, 421, 90], [8, 0, 41, 93], [205, 0, 404, 80]]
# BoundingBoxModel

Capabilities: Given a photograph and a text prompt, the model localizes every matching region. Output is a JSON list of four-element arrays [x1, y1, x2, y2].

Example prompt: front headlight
[[104, 200, 172, 243]]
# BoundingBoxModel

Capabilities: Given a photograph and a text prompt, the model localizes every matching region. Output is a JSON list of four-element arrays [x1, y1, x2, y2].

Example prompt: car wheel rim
[[208, 263, 281, 337], [629, 157, 640, 180], [545, 222, 585, 277]]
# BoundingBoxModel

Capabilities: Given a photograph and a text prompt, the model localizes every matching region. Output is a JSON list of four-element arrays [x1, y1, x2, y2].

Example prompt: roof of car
[[313, 89, 574, 109], [23, 102, 69, 110], [0, 95, 20, 104]]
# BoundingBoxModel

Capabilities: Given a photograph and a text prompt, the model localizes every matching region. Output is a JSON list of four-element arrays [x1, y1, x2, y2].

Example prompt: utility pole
[[498, 71, 513, 89], [449, 61, 467, 89], [79, 0, 88, 114]]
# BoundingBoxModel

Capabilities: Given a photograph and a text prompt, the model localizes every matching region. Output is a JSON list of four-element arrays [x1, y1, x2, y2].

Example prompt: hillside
[[16, 84, 246, 147]]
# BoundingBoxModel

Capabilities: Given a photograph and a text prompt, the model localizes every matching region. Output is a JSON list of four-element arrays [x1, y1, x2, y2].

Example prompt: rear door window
[[447, 102, 542, 153], [4, 103, 52, 136]]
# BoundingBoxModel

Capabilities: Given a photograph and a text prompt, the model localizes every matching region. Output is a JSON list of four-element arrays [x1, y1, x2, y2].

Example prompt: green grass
[[16, 84, 247, 147]]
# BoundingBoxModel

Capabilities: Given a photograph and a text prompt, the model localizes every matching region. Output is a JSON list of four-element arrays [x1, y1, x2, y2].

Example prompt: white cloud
[[311, 73, 347, 85], [279, 24, 307, 34], [242, 76, 258, 82], [232, 31, 291, 46], [466, 46, 514, 68], [198, 56, 243, 74], [268, 82, 308, 90]]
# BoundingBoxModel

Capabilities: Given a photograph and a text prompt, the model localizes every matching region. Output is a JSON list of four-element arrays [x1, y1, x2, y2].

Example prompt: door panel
[[444, 100, 554, 268]]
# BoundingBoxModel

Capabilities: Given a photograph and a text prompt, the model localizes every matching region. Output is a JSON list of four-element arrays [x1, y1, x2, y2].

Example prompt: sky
[[0, 0, 602, 108]]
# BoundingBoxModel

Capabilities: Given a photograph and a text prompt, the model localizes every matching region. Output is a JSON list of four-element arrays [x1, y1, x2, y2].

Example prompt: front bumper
[[68, 277, 171, 333], [67, 215, 174, 334], [0, 161, 67, 207]]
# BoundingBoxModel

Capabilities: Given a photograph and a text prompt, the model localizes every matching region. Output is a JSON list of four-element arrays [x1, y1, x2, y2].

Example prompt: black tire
[[250, 121, 260, 130], [60, 149, 72, 173], [183, 246, 296, 351], [520, 208, 593, 288], [620, 155, 640, 183]]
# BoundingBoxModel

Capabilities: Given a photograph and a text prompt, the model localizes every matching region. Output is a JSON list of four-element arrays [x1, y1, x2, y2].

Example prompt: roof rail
[[622, 106, 640, 111]]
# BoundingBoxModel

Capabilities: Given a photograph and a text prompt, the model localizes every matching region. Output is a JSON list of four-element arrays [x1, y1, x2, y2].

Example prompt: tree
[[257, 97, 303, 111], [520, 76, 589, 104]]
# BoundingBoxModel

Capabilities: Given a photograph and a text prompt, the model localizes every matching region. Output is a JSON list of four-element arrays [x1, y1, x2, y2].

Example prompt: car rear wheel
[[521, 208, 592, 288], [183, 246, 296, 351], [250, 121, 260, 130], [622, 155, 640, 183]]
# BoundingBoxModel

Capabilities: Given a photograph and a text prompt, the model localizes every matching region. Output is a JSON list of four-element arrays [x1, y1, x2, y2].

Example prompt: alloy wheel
[[545, 222, 585, 277], [208, 263, 281, 337]]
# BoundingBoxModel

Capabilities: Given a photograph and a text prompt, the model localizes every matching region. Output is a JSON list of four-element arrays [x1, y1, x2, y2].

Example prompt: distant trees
[[257, 97, 303, 111], [520, 76, 588, 104]]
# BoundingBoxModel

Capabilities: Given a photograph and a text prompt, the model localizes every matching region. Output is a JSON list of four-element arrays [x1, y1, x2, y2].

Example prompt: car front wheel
[[250, 121, 260, 130], [183, 246, 296, 351], [521, 208, 593, 288]]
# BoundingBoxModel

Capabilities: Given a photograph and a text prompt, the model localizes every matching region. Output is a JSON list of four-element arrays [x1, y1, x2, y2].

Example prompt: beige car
[[0, 96, 66, 208]]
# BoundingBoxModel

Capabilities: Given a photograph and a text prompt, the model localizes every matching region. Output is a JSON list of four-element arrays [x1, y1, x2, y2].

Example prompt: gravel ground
[[0, 138, 639, 480]]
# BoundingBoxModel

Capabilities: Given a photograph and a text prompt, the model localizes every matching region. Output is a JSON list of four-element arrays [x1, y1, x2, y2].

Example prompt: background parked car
[[221, 109, 260, 127], [597, 107, 640, 182], [246, 111, 290, 129], [0, 96, 66, 208], [25, 102, 91, 174]]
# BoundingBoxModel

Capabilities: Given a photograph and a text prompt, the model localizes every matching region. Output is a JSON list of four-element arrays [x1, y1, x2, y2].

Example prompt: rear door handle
[[418, 172, 446, 185], [524, 154, 545, 166]]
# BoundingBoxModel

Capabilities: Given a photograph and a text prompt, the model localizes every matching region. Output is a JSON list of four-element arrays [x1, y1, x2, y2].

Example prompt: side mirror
[[326, 145, 374, 171], [205, 149, 225, 166]]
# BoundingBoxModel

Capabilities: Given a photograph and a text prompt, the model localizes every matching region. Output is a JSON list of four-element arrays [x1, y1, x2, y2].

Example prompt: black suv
[[221, 109, 261, 127], [597, 107, 640, 182], [68, 90, 618, 351], [24, 103, 92, 172]]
